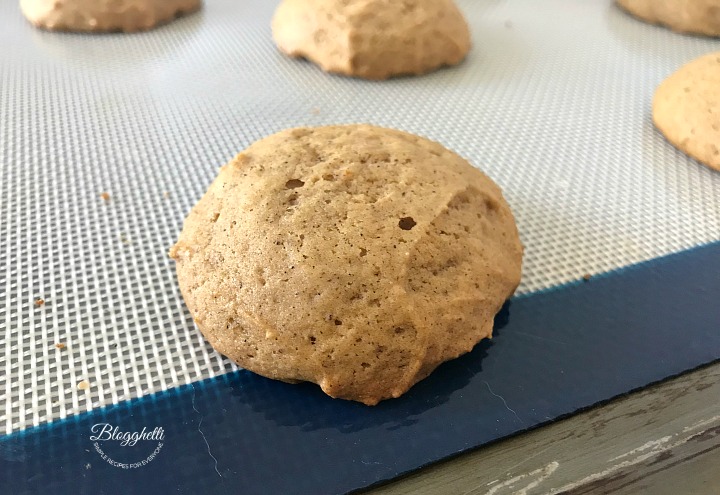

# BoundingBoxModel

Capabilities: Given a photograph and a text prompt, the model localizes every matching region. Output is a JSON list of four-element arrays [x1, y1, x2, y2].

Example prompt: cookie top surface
[[20, 0, 201, 32], [169, 125, 522, 405], [616, 0, 720, 36], [653, 52, 720, 171], [271, 0, 471, 80]]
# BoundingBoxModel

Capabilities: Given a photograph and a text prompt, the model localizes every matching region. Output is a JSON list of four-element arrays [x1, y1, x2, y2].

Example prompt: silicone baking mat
[[1, 0, 719, 493]]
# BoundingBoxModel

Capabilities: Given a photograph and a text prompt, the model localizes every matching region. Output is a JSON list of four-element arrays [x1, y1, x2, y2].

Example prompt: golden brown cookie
[[616, 0, 720, 37], [271, 0, 471, 80], [170, 125, 522, 405], [653, 52, 720, 172], [20, 0, 201, 33]]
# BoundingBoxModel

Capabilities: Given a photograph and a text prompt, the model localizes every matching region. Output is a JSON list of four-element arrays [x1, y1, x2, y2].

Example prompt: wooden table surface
[[368, 362, 720, 495]]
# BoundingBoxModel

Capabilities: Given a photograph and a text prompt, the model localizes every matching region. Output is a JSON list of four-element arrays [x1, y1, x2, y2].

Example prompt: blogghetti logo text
[[89, 423, 165, 469]]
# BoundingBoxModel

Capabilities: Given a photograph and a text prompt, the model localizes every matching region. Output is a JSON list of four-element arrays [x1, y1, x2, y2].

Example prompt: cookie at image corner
[[653, 52, 720, 172], [169, 124, 523, 406], [20, 0, 201, 32], [616, 0, 720, 37]]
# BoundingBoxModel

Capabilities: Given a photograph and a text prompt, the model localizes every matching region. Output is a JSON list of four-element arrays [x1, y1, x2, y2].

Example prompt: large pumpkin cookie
[[170, 125, 522, 405]]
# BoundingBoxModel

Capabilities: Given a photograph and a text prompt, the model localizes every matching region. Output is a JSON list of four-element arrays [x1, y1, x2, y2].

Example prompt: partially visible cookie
[[653, 52, 720, 172], [20, 0, 201, 33], [616, 0, 720, 37], [170, 124, 522, 405], [271, 0, 471, 80]]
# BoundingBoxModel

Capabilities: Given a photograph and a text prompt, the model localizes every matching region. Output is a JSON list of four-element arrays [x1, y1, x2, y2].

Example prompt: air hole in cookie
[[398, 217, 416, 230], [334, 319, 342, 326], [211, 212, 220, 222], [359, 248, 367, 257], [285, 179, 305, 189], [322, 174, 335, 181], [360, 362, 370, 369], [394, 327, 405, 334], [287, 193, 299, 206], [309, 336, 316, 344]]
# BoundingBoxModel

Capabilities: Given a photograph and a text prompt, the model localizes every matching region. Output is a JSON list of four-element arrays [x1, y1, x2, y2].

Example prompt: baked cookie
[[616, 0, 720, 37], [170, 125, 523, 405], [20, 0, 201, 33], [271, 0, 471, 80], [653, 52, 720, 172]]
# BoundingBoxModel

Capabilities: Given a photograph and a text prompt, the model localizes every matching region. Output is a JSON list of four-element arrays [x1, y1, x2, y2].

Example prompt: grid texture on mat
[[2, 0, 720, 434]]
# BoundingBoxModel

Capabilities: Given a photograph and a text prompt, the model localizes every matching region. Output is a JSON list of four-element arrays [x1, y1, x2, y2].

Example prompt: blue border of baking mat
[[2, 241, 720, 494]]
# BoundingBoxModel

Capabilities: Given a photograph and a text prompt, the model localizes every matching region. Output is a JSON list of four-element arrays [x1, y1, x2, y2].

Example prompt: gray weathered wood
[[368, 363, 720, 495]]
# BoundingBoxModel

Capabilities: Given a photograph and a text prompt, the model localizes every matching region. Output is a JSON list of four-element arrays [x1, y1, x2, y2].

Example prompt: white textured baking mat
[[1, 0, 719, 434]]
